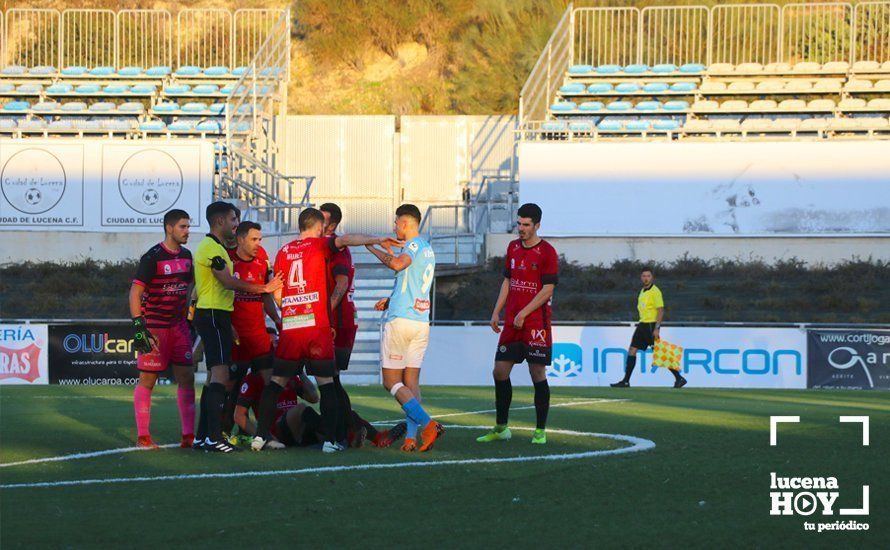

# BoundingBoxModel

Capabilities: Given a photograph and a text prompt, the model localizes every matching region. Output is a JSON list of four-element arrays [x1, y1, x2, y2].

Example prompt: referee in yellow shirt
[[611, 267, 686, 388], [192, 201, 282, 452]]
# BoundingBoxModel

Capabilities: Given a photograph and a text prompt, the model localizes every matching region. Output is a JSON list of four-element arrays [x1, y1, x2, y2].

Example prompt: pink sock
[[134, 385, 152, 438], [177, 386, 196, 436]]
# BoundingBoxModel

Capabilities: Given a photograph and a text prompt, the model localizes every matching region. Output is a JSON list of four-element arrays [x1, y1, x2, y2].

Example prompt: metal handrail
[[519, 3, 573, 129]]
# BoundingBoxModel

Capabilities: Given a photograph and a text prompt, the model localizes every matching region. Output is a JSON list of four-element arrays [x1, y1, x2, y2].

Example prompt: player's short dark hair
[[517, 203, 542, 224], [641, 266, 655, 274], [236, 220, 262, 238], [299, 208, 325, 231], [319, 203, 342, 225], [232, 204, 241, 220], [205, 201, 236, 225], [395, 203, 422, 225], [163, 209, 190, 228]]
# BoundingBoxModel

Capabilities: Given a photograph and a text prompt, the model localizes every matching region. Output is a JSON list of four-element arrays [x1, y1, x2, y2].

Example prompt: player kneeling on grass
[[366, 204, 444, 453], [251, 208, 404, 453], [478, 203, 557, 445], [129, 209, 197, 449]]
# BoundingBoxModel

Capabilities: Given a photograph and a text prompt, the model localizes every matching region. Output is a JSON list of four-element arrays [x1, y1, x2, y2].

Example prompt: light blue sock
[[401, 398, 430, 428], [406, 414, 419, 440]]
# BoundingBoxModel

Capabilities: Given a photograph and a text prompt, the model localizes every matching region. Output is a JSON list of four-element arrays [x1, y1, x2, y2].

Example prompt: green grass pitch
[[1, 385, 887, 548]]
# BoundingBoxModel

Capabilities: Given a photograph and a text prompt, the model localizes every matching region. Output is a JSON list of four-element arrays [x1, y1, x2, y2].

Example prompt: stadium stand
[[0, 7, 309, 232], [520, 2, 890, 141]]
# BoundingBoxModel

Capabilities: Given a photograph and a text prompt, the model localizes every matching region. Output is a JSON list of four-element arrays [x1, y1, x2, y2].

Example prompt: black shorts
[[233, 352, 273, 376], [631, 323, 657, 350], [334, 347, 352, 372], [276, 415, 297, 447], [194, 309, 233, 368], [495, 341, 552, 366]]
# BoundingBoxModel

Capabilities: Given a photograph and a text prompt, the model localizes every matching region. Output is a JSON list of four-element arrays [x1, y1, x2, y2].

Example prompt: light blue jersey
[[387, 236, 436, 323]]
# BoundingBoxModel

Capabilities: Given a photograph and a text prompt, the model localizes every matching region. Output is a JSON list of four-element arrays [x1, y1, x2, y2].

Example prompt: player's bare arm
[[334, 234, 403, 250], [298, 372, 320, 403], [654, 307, 664, 340], [262, 293, 281, 327], [330, 274, 349, 310], [210, 259, 283, 294], [365, 244, 412, 272], [233, 405, 258, 436], [490, 278, 510, 333], [374, 297, 390, 311], [513, 283, 555, 330]]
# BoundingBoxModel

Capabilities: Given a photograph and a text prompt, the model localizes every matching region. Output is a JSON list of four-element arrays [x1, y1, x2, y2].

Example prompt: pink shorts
[[137, 320, 193, 372]]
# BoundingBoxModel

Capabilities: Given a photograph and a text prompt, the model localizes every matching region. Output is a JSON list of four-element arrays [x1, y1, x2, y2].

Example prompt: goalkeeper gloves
[[132, 316, 154, 353]]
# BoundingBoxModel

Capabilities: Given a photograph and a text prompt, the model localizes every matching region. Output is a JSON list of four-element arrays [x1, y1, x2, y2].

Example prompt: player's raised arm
[[211, 259, 283, 294], [334, 233, 403, 250], [365, 243, 412, 272]]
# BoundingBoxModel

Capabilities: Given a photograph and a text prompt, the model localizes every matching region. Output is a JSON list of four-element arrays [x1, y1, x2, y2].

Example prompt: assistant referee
[[611, 267, 686, 388], [193, 201, 282, 452]]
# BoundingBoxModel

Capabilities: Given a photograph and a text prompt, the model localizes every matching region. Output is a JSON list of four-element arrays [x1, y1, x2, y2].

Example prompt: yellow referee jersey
[[637, 284, 664, 323]]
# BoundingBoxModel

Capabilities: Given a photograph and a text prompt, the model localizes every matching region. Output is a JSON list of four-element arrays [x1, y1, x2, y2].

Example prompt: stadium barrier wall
[[423, 325, 809, 388], [2, 322, 888, 389], [0, 139, 214, 232], [519, 140, 890, 237]]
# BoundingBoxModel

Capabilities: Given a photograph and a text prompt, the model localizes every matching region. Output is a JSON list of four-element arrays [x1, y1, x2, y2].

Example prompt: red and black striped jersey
[[133, 242, 194, 328]]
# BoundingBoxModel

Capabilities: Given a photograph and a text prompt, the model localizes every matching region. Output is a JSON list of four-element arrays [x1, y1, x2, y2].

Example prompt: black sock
[[196, 386, 209, 440], [333, 376, 350, 441], [351, 410, 379, 439], [318, 383, 340, 444], [494, 378, 512, 426], [205, 382, 226, 441], [301, 406, 321, 433], [623, 355, 637, 382], [221, 384, 239, 435], [256, 381, 284, 439], [533, 379, 550, 429], [671, 368, 683, 380]]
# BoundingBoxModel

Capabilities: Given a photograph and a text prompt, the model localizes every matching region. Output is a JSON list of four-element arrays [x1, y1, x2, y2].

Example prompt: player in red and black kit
[[477, 203, 558, 445], [128, 209, 196, 449], [220, 221, 282, 436], [234, 371, 320, 447], [319, 203, 406, 448], [251, 208, 402, 453]]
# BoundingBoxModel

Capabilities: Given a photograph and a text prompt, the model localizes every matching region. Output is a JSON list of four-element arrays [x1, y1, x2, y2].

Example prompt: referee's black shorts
[[194, 308, 234, 368], [630, 322, 657, 350]]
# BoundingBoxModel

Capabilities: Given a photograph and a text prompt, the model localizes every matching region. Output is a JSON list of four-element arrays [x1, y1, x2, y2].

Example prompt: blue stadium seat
[[168, 120, 197, 132], [89, 102, 116, 113], [209, 103, 227, 114], [0, 118, 18, 129], [541, 121, 567, 131], [559, 83, 587, 94], [118, 66, 144, 77], [182, 102, 209, 113], [49, 119, 74, 130], [579, 101, 604, 112], [18, 118, 47, 130], [595, 64, 621, 74], [0, 84, 15, 93], [606, 101, 632, 111], [664, 100, 690, 111], [236, 104, 254, 114], [29, 66, 56, 75], [175, 65, 202, 77], [260, 67, 284, 77], [154, 102, 180, 113], [615, 82, 640, 93], [15, 84, 42, 94], [192, 84, 220, 95], [568, 121, 593, 132], [102, 118, 136, 131], [550, 101, 577, 112], [61, 66, 87, 76], [2, 101, 30, 112], [203, 66, 230, 77], [653, 119, 681, 131], [139, 120, 166, 131], [220, 84, 236, 95], [47, 83, 73, 94], [635, 101, 661, 111], [119, 102, 145, 113], [61, 102, 87, 112], [643, 82, 670, 93], [146, 66, 171, 77], [670, 82, 697, 92], [75, 84, 101, 94], [196, 120, 223, 132], [73, 119, 100, 130], [625, 120, 651, 131], [1, 65, 26, 75], [679, 63, 706, 73], [130, 84, 156, 95], [164, 84, 191, 95], [32, 101, 60, 112], [623, 64, 649, 74], [103, 84, 129, 94], [232, 121, 252, 132], [89, 66, 115, 76], [652, 64, 677, 74], [597, 119, 623, 131], [232, 66, 249, 77], [587, 83, 613, 94]]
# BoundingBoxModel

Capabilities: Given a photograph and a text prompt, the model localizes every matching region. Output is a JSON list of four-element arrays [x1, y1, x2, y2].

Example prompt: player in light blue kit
[[365, 204, 444, 452]]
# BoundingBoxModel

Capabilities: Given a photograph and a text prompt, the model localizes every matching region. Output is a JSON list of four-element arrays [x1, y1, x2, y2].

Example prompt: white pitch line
[[0, 426, 655, 490], [0, 398, 627, 468]]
